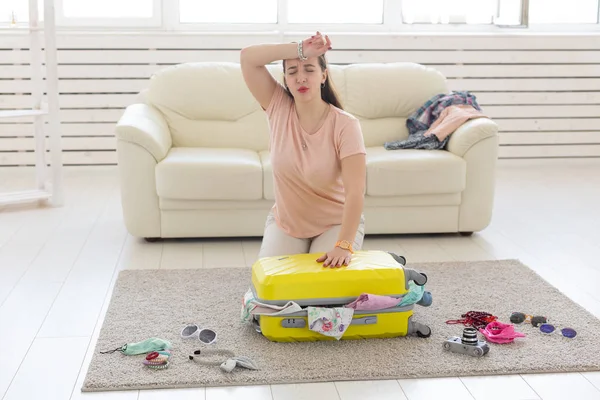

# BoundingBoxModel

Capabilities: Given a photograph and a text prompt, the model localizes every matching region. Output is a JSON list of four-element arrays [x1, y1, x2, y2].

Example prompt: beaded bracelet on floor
[[145, 361, 170, 370]]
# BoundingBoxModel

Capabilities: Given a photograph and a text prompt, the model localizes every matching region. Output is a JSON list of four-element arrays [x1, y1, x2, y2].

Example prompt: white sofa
[[115, 61, 499, 240]]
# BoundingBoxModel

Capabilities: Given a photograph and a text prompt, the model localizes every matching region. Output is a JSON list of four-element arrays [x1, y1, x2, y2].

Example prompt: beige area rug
[[82, 260, 600, 392]]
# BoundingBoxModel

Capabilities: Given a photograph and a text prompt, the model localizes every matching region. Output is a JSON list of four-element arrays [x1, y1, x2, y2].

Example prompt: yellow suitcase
[[250, 250, 432, 342]]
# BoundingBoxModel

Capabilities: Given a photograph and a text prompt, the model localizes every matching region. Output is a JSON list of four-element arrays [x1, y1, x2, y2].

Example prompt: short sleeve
[[338, 118, 367, 160], [265, 83, 291, 119]]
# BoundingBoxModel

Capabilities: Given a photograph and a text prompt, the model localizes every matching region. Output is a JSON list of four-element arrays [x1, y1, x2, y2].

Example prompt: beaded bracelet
[[143, 350, 171, 369], [145, 361, 170, 370], [143, 356, 169, 365], [297, 41, 307, 61]]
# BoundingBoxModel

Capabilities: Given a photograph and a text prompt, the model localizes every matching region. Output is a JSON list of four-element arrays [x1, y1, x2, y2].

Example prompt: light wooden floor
[[1, 160, 599, 400]]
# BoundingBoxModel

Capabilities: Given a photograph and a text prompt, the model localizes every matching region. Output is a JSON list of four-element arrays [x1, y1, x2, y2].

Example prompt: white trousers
[[258, 210, 365, 259]]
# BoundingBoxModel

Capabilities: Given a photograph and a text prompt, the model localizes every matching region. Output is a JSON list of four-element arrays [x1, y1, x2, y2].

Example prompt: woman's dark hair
[[282, 53, 343, 110]]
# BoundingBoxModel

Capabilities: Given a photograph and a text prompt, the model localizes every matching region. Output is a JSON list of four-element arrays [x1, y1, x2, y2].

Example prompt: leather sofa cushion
[[158, 193, 461, 211], [147, 62, 271, 152], [260, 147, 465, 200], [366, 147, 466, 197], [156, 147, 263, 200], [145, 62, 449, 151]]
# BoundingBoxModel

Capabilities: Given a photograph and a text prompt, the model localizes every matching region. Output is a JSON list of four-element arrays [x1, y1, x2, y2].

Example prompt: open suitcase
[[249, 250, 432, 342]]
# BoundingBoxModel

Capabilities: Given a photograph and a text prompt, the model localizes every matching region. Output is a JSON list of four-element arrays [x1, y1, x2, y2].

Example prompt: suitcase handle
[[281, 318, 306, 328], [280, 315, 378, 328], [351, 316, 378, 325]]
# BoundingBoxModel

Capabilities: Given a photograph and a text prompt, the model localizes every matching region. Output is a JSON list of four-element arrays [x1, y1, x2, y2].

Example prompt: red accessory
[[146, 351, 159, 360], [446, 311, 498, 330], [479, 321, 526, 344]]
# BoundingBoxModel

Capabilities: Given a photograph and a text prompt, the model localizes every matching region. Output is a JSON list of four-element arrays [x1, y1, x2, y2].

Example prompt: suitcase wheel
[[252, 316, 262, 334], [405, 269, 428, 286], [388, 252, 407, 266], [416, 325, 432, 338]]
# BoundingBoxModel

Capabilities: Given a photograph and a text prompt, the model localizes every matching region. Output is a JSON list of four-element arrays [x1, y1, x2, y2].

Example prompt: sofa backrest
[[145, 61, 448, 151]]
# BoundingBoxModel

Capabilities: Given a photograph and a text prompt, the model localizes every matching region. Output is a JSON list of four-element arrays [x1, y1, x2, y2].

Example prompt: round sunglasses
[[539, 323, 577, 338], [510, 312, 547, 327], [180, 324, 217, 344], [510, 313, 577, 338]]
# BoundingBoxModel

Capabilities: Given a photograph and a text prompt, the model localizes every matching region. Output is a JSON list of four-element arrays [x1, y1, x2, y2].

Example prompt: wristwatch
[[335, 240, 354, 253]]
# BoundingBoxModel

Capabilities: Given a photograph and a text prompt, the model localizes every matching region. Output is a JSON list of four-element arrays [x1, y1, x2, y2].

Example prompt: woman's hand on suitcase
[[317, 247, 352, 268]]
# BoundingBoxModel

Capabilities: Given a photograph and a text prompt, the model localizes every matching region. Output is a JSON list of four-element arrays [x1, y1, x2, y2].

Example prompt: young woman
[[240, 32, 366, 268]]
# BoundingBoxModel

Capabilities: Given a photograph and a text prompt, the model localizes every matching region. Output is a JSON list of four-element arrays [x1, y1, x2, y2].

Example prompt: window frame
[[57, 0, 161, 27], [174, 0, 279, 29], [0, 0, 599, 32], [527, 0, 600, 25], [0, 0, 163, 28]]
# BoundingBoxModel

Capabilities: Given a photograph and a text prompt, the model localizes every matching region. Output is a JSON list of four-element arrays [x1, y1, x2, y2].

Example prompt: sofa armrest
[[116, 104, 172, 162], [446, 118, 499, 158], [446, 117, 499, 233]]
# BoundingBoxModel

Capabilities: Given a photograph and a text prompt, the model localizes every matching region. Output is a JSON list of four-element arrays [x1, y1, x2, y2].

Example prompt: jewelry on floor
[[142, 350, 171, 370], [446, 311, 498, 330]]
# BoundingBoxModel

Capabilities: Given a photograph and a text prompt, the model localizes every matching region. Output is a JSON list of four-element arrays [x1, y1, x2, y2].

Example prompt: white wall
[[1, 31, 599, 166]]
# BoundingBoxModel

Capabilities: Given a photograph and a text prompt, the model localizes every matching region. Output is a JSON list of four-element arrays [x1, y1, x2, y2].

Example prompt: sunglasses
[[510, 312, 548, 327], [180, 324, 217, 344], [539, 323, 577, 338]]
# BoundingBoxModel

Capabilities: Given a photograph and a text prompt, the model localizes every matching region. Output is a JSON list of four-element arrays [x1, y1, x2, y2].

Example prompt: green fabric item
[[101, 337, 172, 355], [122, 338, 172, 355], [397, 281, 425, 306]]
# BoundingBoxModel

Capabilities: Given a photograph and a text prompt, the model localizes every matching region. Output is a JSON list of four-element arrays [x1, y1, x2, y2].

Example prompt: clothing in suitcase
[[244, 250, 432, 342]]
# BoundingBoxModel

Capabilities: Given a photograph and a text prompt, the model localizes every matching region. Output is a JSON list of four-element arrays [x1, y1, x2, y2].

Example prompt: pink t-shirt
[[265, 84, 366, 238]]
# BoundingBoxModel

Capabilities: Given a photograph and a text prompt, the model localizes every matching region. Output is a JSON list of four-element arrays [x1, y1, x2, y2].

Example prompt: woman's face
[[284, 57, 326, 103]]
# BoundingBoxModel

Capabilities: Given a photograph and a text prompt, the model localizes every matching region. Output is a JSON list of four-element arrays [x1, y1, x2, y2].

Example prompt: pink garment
[[479, 321, 526, 344], [345, 293, 401, 311], [424, 104, 487, 141], [265, 84, 367, 239]]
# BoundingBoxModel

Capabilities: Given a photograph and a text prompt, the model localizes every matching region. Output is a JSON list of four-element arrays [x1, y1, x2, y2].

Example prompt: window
[[62, 0, 153, 18], [495, 0, 523, 25], [401, 0, 518, 25], [287, 0, 384, 24], [179, 0, 277, 23], [1, 0, 599, 29], [0, 0, 44, 25], [0, 0, 159, 26], [529, 0, 599, 24]]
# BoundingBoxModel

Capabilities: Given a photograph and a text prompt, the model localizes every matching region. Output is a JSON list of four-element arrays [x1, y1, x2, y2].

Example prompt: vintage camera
[[443, 327, 490, 357]]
